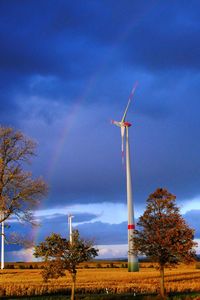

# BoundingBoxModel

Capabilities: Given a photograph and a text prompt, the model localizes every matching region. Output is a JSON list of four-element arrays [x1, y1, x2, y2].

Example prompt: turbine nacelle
[[123, 121, 132, 127], [111, 120, 132, 128]]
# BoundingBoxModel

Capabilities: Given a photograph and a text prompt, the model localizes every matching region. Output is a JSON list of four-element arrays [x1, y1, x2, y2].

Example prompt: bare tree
[[0, 126, 47, 224], [132, 188, 197, 298], [34, 230, 98, 300]]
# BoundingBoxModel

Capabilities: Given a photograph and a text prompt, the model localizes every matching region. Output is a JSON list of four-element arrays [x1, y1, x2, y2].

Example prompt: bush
[[5, 264, 14, 269], [34, 264, 39, 269], [19, 265, 26, 269], [109, 263, 118, 268]]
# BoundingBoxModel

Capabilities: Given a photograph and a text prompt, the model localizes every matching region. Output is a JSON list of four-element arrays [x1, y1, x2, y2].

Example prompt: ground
[[0, 262, 199, 298]]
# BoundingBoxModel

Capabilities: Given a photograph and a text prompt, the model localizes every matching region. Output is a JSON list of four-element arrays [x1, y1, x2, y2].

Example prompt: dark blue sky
[[1, 0, 200, 260]]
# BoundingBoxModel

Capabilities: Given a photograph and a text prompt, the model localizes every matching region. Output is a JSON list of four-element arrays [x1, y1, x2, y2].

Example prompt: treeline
[[4, 263, 41, 269]]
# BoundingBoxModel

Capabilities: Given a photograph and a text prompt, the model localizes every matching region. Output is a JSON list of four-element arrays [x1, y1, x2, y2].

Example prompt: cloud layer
[[1, 1, 200, 259]]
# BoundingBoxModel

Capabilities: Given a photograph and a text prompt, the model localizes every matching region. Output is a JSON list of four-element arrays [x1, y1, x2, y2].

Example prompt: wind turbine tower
[[1, 213, 4, 270], [112, 83, 139, 272], [68, 214, 74, 244]]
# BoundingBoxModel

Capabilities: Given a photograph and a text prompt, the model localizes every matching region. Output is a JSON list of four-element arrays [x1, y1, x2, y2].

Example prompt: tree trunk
[[159, 264, 165, 298], [71, 273, 76, 300]]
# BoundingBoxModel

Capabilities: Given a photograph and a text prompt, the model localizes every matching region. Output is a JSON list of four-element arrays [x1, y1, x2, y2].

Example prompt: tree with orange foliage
[[0, 126, 47, 224], [34, 230, 98, 300], [133, 188, 197, 298]]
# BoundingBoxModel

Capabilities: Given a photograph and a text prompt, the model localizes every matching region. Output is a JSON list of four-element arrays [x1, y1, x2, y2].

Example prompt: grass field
[[0, 262, 200, 298]]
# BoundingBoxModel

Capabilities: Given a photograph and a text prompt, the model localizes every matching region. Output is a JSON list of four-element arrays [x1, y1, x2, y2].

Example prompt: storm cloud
[[1, 1, 200, 259]]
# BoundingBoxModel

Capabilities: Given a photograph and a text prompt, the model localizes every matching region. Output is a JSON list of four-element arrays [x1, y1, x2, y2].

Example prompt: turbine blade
[[111, 120, 122, 127], [121, 81, 138, 122]]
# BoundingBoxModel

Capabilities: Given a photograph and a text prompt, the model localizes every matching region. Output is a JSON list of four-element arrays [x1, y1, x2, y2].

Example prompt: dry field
[[0, 263, 200, 297]]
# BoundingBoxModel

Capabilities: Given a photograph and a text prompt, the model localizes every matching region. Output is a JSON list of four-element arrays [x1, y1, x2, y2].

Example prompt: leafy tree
[[0, 126, 47, 225], [133, 188, 197, 298], [34, 230, 98, 300]]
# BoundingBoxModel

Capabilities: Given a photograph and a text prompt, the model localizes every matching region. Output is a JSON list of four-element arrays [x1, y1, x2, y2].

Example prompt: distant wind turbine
[[68, 214, 74, 244], [112, 82, 139, 272], [1, 213, 4, 270]]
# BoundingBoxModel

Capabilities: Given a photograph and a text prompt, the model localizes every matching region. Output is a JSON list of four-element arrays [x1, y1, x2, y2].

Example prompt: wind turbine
[[1, 213, 4, 270], [112, 82, 139, 272], [68, 214, 74, 244]]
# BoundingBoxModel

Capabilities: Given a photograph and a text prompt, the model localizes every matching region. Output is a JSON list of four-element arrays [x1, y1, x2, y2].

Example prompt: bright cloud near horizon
[[1, 0, 200, 261]]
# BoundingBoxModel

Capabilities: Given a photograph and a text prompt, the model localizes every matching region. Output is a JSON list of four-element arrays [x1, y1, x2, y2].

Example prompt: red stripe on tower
[[128, 224, 135, 230]]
